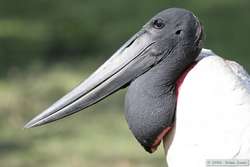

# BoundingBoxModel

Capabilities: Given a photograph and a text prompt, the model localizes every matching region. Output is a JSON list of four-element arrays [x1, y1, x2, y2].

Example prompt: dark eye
[[152, 19, 165, 29], [175, 30, 182, 35]]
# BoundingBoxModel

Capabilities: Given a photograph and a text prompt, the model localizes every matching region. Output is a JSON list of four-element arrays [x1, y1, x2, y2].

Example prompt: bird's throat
[[125, 56, 198, 153], [125, 60, 178, 153]]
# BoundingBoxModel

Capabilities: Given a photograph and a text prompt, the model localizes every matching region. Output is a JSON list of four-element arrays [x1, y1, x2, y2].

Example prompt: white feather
[[164, 49, 250, 166]]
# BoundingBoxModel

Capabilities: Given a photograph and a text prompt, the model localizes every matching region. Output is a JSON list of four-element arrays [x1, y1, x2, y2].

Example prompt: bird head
[[25, 8, 203, 153]]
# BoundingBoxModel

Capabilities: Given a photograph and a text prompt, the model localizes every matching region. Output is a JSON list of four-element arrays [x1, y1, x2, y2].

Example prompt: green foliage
[[0, 66, 165, 167]]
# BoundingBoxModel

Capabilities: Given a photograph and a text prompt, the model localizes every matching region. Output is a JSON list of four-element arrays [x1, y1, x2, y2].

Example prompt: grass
[[0, 63, 165, 167]]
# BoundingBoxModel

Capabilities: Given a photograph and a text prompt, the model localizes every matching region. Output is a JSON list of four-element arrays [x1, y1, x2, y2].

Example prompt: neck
[[125, 49, 200, 151], [125, 59, 177, 151]]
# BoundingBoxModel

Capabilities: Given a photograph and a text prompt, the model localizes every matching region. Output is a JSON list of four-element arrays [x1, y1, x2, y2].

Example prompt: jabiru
[[24, 8, 250, 166]]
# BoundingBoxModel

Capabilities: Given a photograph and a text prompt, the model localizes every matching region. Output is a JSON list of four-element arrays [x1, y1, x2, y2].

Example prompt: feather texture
[[164, 49, 250, 166]]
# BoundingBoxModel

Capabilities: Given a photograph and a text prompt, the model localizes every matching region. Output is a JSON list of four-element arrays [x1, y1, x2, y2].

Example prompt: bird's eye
[[175, 30, 182, 35], [152, 19, 165, 29]]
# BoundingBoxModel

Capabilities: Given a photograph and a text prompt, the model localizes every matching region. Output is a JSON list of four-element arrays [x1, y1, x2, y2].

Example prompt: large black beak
[[24, 29, 158, 128]]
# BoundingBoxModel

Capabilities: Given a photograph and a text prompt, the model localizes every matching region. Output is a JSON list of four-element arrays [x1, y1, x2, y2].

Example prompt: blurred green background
[[0, 0, 249, 166]]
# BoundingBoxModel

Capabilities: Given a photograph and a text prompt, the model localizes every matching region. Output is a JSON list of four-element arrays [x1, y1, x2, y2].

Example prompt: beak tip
[[24, 117, 44, 128], [24, 120, 37, 129], [24, 109, 54, 128]]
